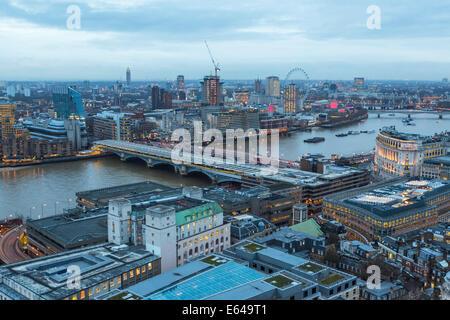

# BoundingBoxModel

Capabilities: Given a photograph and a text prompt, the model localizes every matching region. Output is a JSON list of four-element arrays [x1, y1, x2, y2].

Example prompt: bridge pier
[[147, 159, 153, 168], [180, 165, 188, 176], [120, 153, 126, 161]]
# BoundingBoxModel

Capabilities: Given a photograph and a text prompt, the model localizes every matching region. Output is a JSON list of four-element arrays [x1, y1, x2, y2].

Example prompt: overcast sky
[[1, 0, 449, 81]]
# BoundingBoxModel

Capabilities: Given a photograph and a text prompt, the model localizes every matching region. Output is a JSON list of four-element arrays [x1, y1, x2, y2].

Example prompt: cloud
[[0, 0, 449, 80]]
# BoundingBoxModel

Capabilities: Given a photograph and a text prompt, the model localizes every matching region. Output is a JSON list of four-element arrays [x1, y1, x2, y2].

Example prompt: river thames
[[0, 112, 448, 219]]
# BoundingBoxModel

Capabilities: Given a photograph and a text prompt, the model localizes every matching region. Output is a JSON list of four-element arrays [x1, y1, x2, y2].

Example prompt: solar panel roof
[[148, 261, 264, 300]]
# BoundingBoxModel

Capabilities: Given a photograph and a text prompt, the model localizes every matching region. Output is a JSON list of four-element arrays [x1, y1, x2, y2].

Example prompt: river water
[[0, 112, 448, 219]]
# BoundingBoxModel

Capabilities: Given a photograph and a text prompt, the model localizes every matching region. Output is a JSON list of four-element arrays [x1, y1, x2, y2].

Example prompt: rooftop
[[148, 260, 265, 300], [290, 219, 324, 238], [379, 126, 448, 144], [76, 181, 173, 204], [326, 178, 449, 218], [26, 207, 107, 249], [296, 262, 324, 273], [0, 243, 159, 300]]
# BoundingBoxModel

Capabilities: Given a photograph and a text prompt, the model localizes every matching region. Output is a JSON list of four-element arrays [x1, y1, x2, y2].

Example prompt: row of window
[[70, 262, 153, 300]]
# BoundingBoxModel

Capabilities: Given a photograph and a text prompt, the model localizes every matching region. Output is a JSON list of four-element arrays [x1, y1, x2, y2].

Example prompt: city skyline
[[0, 0, 449, 81]]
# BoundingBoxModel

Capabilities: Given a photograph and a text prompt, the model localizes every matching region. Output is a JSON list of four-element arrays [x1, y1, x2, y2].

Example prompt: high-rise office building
[[160, 89, 173, 109], [283, 83, 299, 114], [52, 87, 85, 120], [93, 111, 133, 141], [0, 103, 29, 140], [201, 75, 224, 106], [126, 67, 131, 86], [152, 86, 160, 109], [177, 75, 185, 90], [0, 104, 16, 140], [212, 109, 260, 133], [255, 78, 262, 94], [265, 76, 280, 97], [6, 86, 16, 97]]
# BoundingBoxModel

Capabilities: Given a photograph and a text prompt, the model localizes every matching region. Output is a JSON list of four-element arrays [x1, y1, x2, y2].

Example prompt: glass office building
[[52, 87, 85, 120]]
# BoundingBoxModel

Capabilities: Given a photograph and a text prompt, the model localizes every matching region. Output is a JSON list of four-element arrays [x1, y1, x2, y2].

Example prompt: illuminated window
[[130, 270, 134, 278], [123, 272, 127, 281], [148, 263, 152, 271], [72, 296, 77, 300], [136, 267, 140, 276], [110, 280, 115, 287], [96, 287, 100, 293], [103, 282, 107, 289], [80, 291, 85, 299], [88, 289, 93, 296]]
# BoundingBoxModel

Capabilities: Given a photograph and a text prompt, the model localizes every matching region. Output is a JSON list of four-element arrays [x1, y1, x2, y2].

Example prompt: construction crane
[[204, 40, 220, 77]]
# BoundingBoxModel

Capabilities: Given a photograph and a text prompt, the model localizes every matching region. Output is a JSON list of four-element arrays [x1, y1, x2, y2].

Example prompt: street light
[[41, 203, 47, 217], [29, 206, 36, 220], [55, 201, 60, 215]]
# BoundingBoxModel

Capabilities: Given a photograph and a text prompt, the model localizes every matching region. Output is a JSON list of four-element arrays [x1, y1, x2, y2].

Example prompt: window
[[80, 291, 85, 299], [103, 282, 108, 290], [130, 270, 134, 278], [88, 289, 93, 297], [136, 267, 140, 276]]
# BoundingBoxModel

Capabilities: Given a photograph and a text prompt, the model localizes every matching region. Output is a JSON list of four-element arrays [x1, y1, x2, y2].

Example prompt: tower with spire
[[126, 67, 131, 86]]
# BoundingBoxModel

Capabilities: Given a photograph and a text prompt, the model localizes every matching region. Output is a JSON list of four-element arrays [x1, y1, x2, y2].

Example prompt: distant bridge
[[94, 140, 275, 184], [367, 109, 448, 115]]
